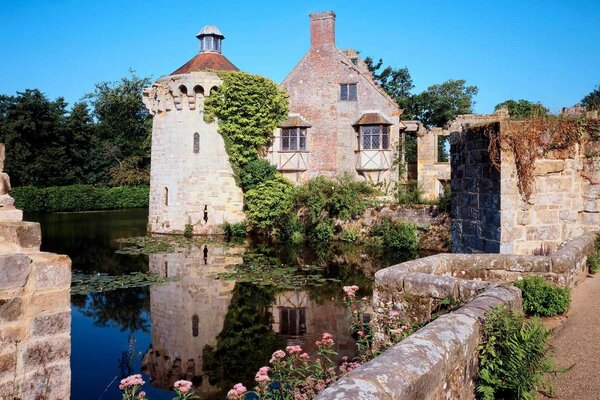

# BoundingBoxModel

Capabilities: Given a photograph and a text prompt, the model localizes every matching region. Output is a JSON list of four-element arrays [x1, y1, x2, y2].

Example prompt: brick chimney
[[310, 11, 336, 49]]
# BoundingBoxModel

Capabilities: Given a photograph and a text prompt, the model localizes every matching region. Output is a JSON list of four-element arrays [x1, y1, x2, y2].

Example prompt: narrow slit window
[[164, 187, 169, 206], [192, 314, 199, 337], [193, 133, 200, 153]]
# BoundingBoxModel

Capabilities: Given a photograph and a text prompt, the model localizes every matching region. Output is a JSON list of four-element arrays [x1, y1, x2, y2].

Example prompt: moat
[[27, 208, 410, 400]]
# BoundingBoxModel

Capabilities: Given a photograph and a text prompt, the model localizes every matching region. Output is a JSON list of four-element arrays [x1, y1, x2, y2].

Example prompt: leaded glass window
[[340, 84, 357, 101], [281, 128, 307, 151], [360, 125, 390, 150]]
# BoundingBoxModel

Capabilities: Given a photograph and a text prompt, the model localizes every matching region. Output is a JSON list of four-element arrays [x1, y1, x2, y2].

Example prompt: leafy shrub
[[239, 159, 278, 192], [514, 277, 570, 317], [244, 177, 295, 233], [438, 185, 451, 214], [395, 180, 423, 204], [12, 185, 149, 212], [313, 221, 334, 242], [588, 251, 600, 273], [223, 222, 247, 238], [183, 224, 193, 238], [370, 218, 420, 257], [276, 214, 304, 243], [477, 306, 553, 400], [339, 227, 358, 242]]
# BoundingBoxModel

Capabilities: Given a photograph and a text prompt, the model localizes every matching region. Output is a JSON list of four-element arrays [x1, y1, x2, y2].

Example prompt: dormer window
[[340, 83, 357, 101]]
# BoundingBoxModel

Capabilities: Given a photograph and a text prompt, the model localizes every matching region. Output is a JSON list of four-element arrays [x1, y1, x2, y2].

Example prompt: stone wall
[[452, 114, 600, 255], [0, 220, 71, 399], [417, 127, 451, 201], [317, 232, 594, 399]]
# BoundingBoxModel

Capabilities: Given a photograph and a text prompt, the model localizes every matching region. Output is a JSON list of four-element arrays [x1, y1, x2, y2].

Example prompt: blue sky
[[0, 0, 598, 113]]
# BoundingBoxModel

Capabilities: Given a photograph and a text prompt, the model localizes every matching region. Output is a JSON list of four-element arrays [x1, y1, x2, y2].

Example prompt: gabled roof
[[171, 52, 238, 75]]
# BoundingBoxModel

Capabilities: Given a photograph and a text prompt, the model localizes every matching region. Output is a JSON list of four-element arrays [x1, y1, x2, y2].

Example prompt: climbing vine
[[481, 117, 600, 201], [204, 70, 288, 173]]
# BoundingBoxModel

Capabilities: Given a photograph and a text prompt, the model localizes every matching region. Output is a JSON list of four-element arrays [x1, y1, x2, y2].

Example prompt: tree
[[86, 71, 152, 184], [581, 85, 600, 111], [408, 79, 479, 128], [364, 57, 414, 110], [494, 99, 549, 119], [0, 89, 74, 186]]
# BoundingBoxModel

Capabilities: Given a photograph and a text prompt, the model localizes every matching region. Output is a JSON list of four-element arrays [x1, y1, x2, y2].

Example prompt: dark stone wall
[[451, 124, 501, 253]]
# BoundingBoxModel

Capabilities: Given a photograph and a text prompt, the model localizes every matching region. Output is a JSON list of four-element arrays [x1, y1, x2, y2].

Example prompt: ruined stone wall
[[417, 127, 451, 201], [143, 71, 245, 235], [451, 122, 501, 253], [452, 115, 600, 255], [317, 232, 594, 399], [0, 223, 71, 399], [276, 12, 401, 185]]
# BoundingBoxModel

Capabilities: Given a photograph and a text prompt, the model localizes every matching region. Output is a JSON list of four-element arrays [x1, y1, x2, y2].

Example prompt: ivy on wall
[[204, 71, 288, 173]]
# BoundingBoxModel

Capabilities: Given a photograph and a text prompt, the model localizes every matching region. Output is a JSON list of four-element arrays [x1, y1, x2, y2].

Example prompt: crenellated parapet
[[142, 72, 221, 115]]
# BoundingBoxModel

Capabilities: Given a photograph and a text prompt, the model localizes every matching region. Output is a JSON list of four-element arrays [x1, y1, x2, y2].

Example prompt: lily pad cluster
[[214, 263, 340, 289], [71, 271, 175, 295], [115, 235, 240, 255]]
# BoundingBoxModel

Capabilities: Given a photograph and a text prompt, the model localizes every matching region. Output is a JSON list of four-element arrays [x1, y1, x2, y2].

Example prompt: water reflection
[[27, 209, 397, 399]]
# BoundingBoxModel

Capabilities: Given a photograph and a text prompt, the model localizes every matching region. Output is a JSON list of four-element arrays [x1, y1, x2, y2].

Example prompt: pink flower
[[389, 310, 400, 317], [361, 296, 369, 301], [138, 392, 146, 399], [299, 352, 310, 360], [174, 379, 193, 394], [270, 349, 286, 363], [119, 374, 145, 389], [343, 285, 360, 298], [227, 383, 247, 400], [316, 332, 335, 346], [255, 366, 271, 383], [286, 345, 302, 355]]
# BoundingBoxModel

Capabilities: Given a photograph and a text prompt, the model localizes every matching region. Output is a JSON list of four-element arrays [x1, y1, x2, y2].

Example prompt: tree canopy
[[364, 57, 478, 128], [494, 99, 549, 119], [0, 72, 152, 187], [581, 85, 600, 111]]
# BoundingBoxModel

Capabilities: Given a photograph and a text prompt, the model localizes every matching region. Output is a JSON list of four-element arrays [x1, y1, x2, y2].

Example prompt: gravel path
[[547, 273, 600, 399]]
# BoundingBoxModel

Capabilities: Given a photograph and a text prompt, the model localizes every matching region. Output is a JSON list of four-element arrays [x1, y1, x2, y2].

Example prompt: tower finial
[[196, 25, 224, 54]]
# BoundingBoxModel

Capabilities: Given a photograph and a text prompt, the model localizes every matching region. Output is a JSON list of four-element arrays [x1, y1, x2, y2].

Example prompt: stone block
[[21, 336, 70, 368], [28, 290, 70, 314], [29, 253, 71, 290], [534, 160, 565, 175], [402, 272, 458, 299], [32, 312, 70, 337], [0, 297, 23, 322], [0, 221, 41, 250], [0, 209, 23, 222], [504, 255, 551, 272], [0, 253, 31, 290]]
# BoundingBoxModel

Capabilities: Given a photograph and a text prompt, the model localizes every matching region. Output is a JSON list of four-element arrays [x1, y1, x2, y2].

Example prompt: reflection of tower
[[269, 291, 355, 357], [142, 244, 243, 397]]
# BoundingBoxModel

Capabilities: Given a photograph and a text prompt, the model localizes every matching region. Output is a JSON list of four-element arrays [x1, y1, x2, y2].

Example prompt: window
[[281, 128, 307, 151], [193, 133, 200, 153], [202, 36, 221, 52], [164, 187, 168, 206], [192, 314, 199, 337], [360, 125, 390, 150], [340, 84, 357, 101], [279, 307, 307, 335], [437, 135, 450, 163]]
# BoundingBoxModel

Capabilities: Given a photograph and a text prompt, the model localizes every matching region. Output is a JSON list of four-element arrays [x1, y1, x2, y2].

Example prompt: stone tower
[[143, 25, 245, 235]]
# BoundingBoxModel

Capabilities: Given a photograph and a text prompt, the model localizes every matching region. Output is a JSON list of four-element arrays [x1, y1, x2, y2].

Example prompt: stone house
[[267, 12, 403, 185], [142, 26, 245, 235]]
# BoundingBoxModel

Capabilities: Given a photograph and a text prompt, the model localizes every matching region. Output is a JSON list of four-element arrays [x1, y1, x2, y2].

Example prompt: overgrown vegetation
[[12, 184, 148, 212], [204, 71, 288, 174], [482, 117, 600, 201], [369, 218, 420, 258], [494, 99, 549, 119], [477, 306, 554, 400], [587, 234, 600, 273], [514, 277, 570, 317]]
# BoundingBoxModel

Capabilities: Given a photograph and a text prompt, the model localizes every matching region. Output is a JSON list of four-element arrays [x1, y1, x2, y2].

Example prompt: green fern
[[477, 306, 553, 399]]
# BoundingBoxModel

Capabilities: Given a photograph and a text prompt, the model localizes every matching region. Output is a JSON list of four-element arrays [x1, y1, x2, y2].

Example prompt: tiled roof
[[353, 112, 393, 126], [171, 52, 238, 75], [280, 115, 312, 128]]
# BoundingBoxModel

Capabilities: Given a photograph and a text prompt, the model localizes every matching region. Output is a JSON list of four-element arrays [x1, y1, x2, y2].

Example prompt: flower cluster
[[255, 366, 271, 383], [342, 285, 359, 298], [118, 374, 197, 400], [227, 383, 247, 400], [315, 332, 334, 347], [119, 374, 144, 390]]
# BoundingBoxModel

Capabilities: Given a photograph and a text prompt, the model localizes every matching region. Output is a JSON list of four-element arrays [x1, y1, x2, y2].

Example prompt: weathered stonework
[[270, 12, 402, 185], [0, 150, 71, 399], [452, 113, 600, 254], [143, 28, 245, 235], [317, 232, 594, 399]]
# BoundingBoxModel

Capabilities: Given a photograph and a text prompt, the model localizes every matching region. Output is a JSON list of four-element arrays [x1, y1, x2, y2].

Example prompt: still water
[[27, 209, 398, 400]]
